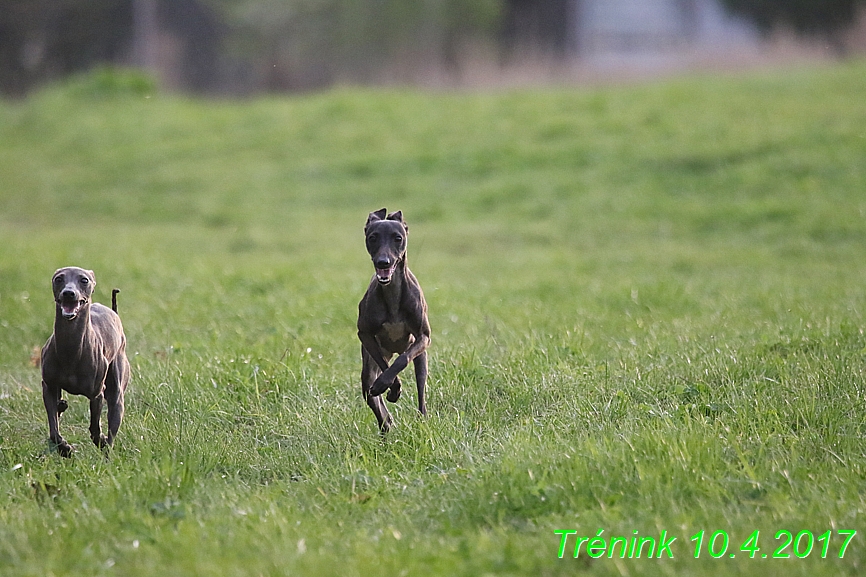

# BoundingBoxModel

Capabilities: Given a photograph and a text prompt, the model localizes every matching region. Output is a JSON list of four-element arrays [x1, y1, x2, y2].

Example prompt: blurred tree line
[[0, 0, 506, 95], [720, 0, 865, 53], [207, 0, 503, 90], [0, 0, 863, 96], [0, 0, 132, 96]]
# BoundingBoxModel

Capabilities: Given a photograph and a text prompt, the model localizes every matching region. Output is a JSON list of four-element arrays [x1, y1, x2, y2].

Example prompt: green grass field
[[1, 61, 866, 576]]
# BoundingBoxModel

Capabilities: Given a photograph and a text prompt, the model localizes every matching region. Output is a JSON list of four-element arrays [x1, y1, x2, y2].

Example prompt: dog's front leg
[[375, 332, 430, 397], [373, 354, 408, 396], [361, 348, 394, 432], [359, 331, 402, 397], [413, 351, 428, 416], [42, 381, 73, 457]]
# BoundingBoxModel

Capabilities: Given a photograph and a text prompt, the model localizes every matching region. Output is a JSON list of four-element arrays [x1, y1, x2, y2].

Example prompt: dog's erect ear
[[387, 210, 408, 233], [366, 208, 387, 231], [367, 208, 388, 224]]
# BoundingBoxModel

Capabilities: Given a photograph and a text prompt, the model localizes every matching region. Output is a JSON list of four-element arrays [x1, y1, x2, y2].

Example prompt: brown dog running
[[40, 267, 130, 457], [357, 209, 430, 432]]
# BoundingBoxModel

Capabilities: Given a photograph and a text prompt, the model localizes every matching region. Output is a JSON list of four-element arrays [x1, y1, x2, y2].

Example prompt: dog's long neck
[[53, 305, 94, 363], [378, 257, 407, 318]]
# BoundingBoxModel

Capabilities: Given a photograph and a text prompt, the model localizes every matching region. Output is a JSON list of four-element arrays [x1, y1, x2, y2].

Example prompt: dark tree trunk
[[132, 0, 159, 70]]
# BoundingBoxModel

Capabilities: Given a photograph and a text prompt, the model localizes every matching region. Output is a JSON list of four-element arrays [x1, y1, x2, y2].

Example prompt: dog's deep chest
[[43, 337, 107, 396], [56, 371, 87, 392], [376, 321, 411, 351], [44, 361, 101, 396]]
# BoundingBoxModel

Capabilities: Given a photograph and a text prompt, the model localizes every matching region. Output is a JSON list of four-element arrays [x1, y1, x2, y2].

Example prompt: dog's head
[[51, 267, 96, 321], [365, 208, 408, 285]]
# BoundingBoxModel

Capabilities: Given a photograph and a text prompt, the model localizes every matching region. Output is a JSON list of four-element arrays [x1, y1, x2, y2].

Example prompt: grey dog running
[[40, 267, 130, 457]]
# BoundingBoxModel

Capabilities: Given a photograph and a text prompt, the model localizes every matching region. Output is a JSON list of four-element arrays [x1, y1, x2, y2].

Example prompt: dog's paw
[[386, 381, 402, 403], [373, 373, 402, 397], [380, 414, 394, 434], [94, 434, 110, 449], [55, 441, 74, 458], [57, 399, 68, 415], [370, 376, 391, 396]]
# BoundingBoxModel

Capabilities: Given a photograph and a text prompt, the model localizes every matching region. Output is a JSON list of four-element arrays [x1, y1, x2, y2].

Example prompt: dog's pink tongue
[[377, 266, 394, 282], [62, 302, 79, 316]]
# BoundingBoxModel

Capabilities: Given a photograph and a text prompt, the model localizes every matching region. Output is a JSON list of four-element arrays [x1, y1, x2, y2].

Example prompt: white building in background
[[573, 0, 758, 56]]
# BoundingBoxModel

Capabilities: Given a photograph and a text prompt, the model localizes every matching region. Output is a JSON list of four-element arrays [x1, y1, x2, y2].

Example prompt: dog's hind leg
[[89, 392, 107, 448], [413, 352, 428, 416], [104, 361, 127, 447]]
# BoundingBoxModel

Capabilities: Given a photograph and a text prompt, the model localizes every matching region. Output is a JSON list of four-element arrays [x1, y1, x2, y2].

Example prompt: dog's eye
[[53, 277, 63, 284], [80, 278, 89, 285], [395, 235, 403, 243], [368, 234, 378, 243]]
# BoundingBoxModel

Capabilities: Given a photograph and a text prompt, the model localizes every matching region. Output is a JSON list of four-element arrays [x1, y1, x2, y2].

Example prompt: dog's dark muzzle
[[374, 257, 398, 284]]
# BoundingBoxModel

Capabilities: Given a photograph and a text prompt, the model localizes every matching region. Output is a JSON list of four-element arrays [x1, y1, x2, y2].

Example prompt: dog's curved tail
[[112, 289, 120, 313]]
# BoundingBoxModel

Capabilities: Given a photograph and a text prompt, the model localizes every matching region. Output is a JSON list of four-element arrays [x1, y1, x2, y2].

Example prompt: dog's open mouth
[[376, 264, 396, 285], [58, 298, 85, 320]]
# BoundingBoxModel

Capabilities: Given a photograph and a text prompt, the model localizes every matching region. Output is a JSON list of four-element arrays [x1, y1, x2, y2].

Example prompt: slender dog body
[[41, 267, 130, 457], [358, 209, 430, 432]]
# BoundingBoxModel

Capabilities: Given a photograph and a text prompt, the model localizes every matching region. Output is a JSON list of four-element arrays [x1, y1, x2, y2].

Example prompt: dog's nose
[[61, 289, 76, 300], [374, 257, 392, 269]]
